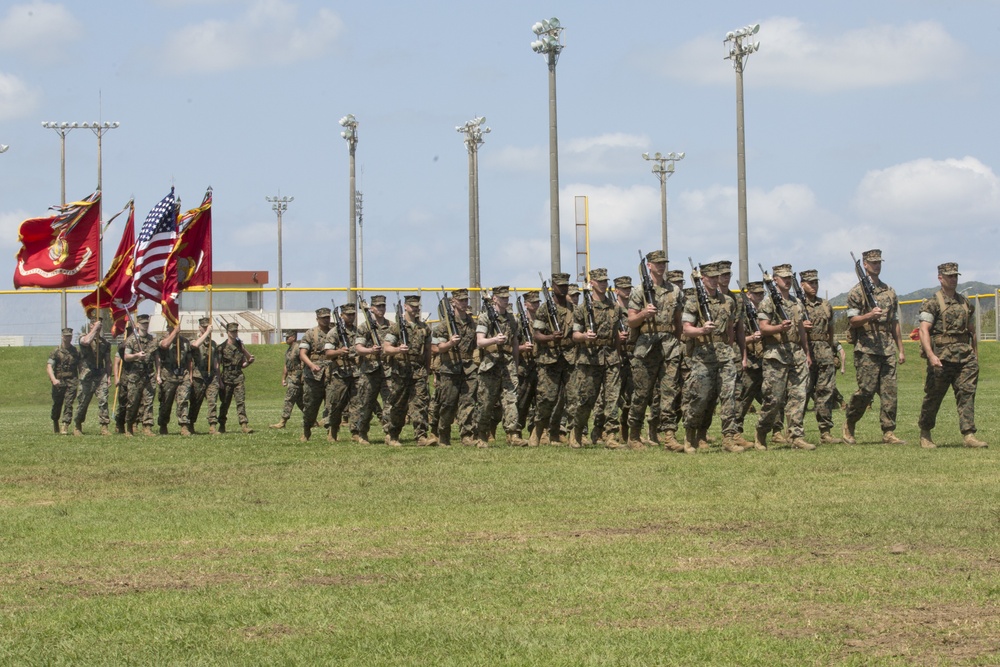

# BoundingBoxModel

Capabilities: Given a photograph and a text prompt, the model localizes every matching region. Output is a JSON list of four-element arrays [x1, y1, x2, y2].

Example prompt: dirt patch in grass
[[243, 623, 297, 641], [299, 573, 388, 587]]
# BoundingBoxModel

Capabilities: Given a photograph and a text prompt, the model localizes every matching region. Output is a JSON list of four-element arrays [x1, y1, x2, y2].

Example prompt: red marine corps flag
[[13, 191, 101, 289], [161, 187, 213, 326], [80, 199, 136, 334]]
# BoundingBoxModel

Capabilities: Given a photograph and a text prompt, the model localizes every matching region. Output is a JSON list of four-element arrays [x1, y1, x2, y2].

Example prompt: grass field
[[1, 342, 998, 665]]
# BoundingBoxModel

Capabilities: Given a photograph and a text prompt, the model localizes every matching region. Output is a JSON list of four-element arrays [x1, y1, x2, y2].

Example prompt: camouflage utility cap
[[589, 267, 609, 281], [772, 264, 794, 278], [567, 284, 580, 296], [523, 290, 540, 303], [370, 295, 387, 306], [284, 330, 298, 339], [937, 262, 960, 276], [716, 260, 733, 274], [699, 262, 721, 277], [862, 249, 883, 263], [746, 281, 765, 294], [492, 286, 510, 297], [799, 269, 819, 282], [613, 276, 632, 289], [551, 273, 570, 286], [226, 322, 239, 332], [404, 294, 421, 306], [137, 314, 151, 322], [61, 327, 73, 335], [667, 269, 684, 284], [199, 317, 211, 327], [451, 288, 470, 300], [340, 303, 356, 314], [315, 307, 332, 318], [645, 250, 667, 264]]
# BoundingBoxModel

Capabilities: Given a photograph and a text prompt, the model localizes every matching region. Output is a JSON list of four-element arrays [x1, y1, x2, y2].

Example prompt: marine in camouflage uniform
[[431, 288, 480, 446], [843, 249, 906, 445], [514, 290, 539, 441], [324, 304, 360, 442], [754, 264, 815, 450], [917, 262, 987, 449], [155, 324, 193, 435], [47, 327, 80, 435], [681, 262, 741, 453], [381, 295, 433, 446], [187, 318, 216, 433], [271, 330, 303, 429], [598, 276, 634, 444], [626, 250, 684, 450], [213, 322, 254, 434], [735, 281, 766, 444], [715, 261, 752, 449], [354, 295, 394, 444], [799, 269, 842, 444], [299, 308, 333, 441], [568, 268, 628, 449], [75, 317, 112, 435], [475, 286, 527, 447], [531, 273, 575, 445], [123, 314, 158, 436]]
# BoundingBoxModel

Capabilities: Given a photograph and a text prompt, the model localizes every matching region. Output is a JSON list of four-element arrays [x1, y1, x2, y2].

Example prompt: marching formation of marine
[[47, 250, 986, 451]]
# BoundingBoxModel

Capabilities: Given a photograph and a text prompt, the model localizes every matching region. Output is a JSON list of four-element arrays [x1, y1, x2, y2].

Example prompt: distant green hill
[[830, 281, 998, 307]]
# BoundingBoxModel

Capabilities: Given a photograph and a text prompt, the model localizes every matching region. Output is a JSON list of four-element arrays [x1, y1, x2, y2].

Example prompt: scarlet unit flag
[[128, 189, 177, 308], [162, 187, 213, 325], [13, 191, 101, 289], [81, 200, 136, 334]]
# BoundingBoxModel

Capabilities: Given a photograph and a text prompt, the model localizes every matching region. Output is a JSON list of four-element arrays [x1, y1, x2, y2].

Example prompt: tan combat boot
[[208, 424, 218, 435], [696, 428, 711, 450], [753, 426, 768, 451], [604, 432, 623, 450], [662, 430, 683, 452], [919, 429, 935, 449], [527, 425, 541, 447], [732, 432, 753, 449], [882, 431, 905, 445], [507, 432, 528, 447], [59, 423, 68, 436], [539, 429, 552, 446], [626, 425, 646, 450], [568, 428, 582, 449], [963, 433, 988, 448], [722, 434, 745, 453], [180, 425, 191, 437], [143, 426, 156, 437], [386, 435, 402, 447], [684, 428, 700, 453], [819, 430, 842, 444], [791, 436, 816, 451], [770, 430, 789, 445], [100, 425, 110, 436], [643, 418, 659, 446], [269, 418, 287, 429], [73, 422, 83, 437], [842, 421, 856, 445]]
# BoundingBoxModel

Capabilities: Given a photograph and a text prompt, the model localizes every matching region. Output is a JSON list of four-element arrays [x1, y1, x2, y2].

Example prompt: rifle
[[482, 290, 501, 337], [359, 298, 382, 347], [851, 251, 879, 312], [513, 289, 533, 345], [394, 293, 410, 347], [608, 286, 629, 336], [538, 272, 562, 336], [688, 258, 714, 330], [331, 299, 351, 349], [582, 286, 597, 333], [736, 280, 760, 334], [440, 286, 459, 337], [758, 264, 789, 322], [792, 271, 809, 322]]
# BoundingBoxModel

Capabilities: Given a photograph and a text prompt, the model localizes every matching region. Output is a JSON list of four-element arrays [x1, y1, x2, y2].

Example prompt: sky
[[2, 0, 1000, 338]]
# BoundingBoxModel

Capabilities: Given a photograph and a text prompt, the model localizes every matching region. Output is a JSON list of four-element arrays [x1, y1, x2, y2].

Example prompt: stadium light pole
[[339, 114, 359, 305], [80, 121, 119, 287], [642, 151, 685, 261], [725, 23, 760, 287], [531, 17, 565, 274], [42, 121, 82, 329], [457, 116, 490, 311], [267, 194, 293, 343]]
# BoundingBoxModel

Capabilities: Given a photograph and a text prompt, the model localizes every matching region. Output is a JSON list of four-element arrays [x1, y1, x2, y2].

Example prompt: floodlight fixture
[[642, 150, 685, 258]]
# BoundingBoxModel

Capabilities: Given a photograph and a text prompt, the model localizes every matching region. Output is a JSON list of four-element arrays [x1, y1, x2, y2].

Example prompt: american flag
[[128, 189, 177, 307]]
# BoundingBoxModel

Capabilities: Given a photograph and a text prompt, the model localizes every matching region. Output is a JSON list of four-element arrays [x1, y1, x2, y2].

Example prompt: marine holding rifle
[[843, 249, 905, 445], [213, 321, 255, 434]]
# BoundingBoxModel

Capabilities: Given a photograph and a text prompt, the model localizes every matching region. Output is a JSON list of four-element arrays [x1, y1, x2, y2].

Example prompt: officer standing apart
[[917, 262, 987, 449], [47, 327, 80, 435], [213, 322, 255, 434], [843, 249, 906, 445]]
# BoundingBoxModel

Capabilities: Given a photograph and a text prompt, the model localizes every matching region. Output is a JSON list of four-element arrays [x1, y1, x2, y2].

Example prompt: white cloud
[[854, 156, 1000, 227], [0, 71, 40, 120], [159, 0, 344, 74], [0, 208, 32, 257], [0, 2, 81, 58], [491, 133, 649, 175], [655, 17, 965, 92]]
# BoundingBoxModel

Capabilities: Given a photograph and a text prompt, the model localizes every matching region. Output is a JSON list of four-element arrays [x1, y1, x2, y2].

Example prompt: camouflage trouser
[[628, 348, 681, 431], [516, 362, 537, 433], [158, 374, 191, 428], [556, 364, 579, 436], [918, 357, 978, 434], [434, 372, 477, 443], [216, 376, 248, 427], [51, 378, 79, 425], [682, 354, 722, 430], [385, 370, 429, 440], [125, 373, 155, 428], [534, 358, 571, 433], [758, 353, 809, 438], [355, 370, 387, 438], [476, 361, 519, 437], [718, 357, 740, 435], [325, 375, 355, 435], [188, 376, 209, 428], [301, 369, 328, 435], [735, 364, 763, 433], [610, 359, 633, 433], [206, 380, 220, 425], [808, 362, 838, 432], [75, 369, 110, 426], [846, 352, 897, 432], [281, 376, 304, 420], [570, 363, 622, 436]]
